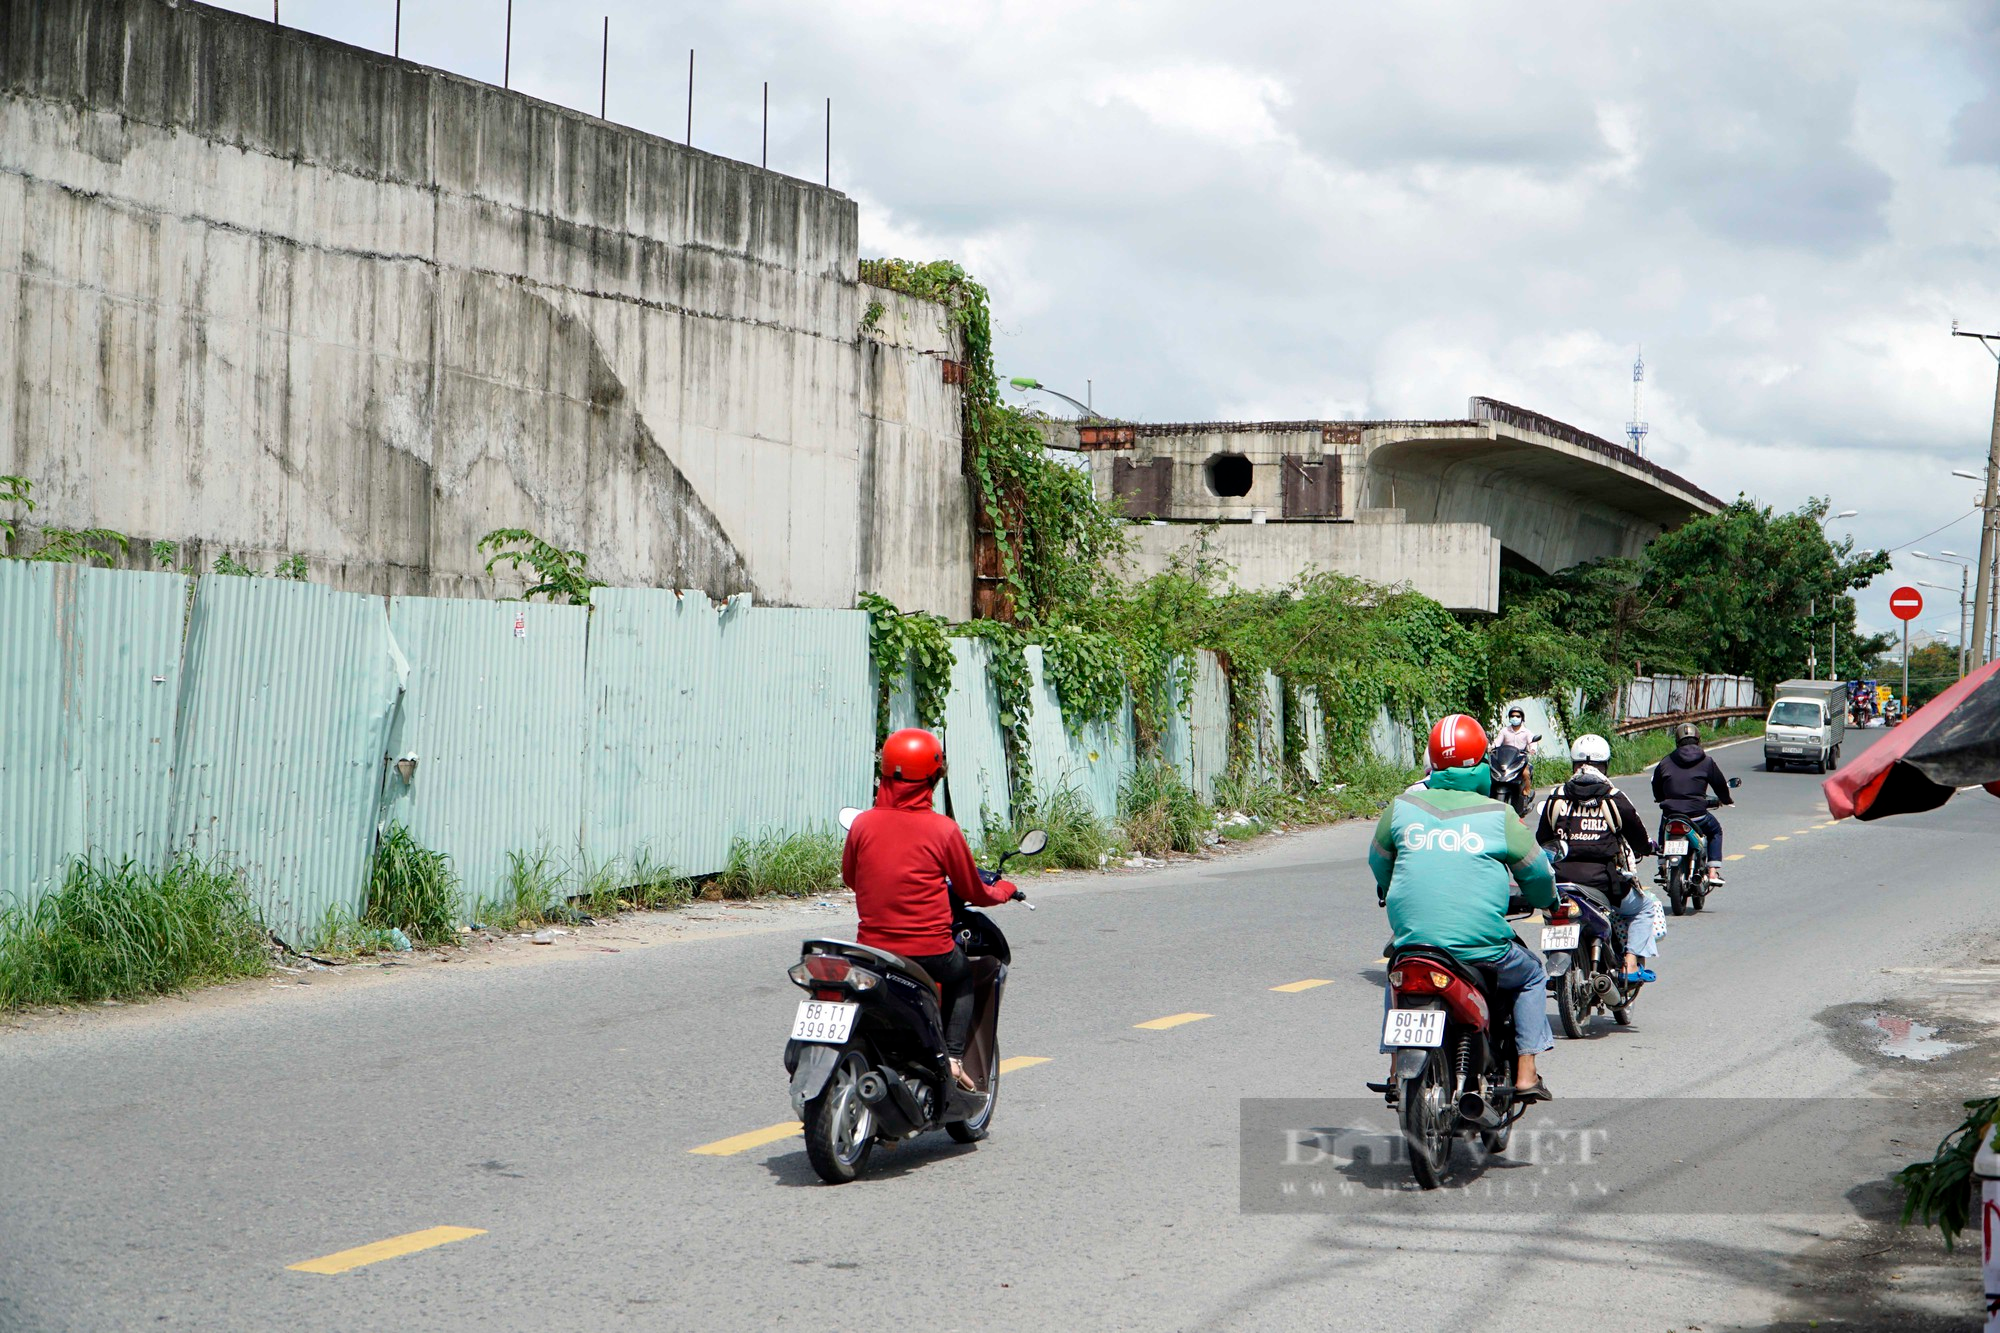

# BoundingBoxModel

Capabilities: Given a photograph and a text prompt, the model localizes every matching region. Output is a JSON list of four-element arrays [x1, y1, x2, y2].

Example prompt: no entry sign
[[1889, 587, 1924, 622]]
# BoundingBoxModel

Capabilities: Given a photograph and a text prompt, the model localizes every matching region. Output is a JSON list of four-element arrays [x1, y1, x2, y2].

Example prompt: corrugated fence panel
[[583, 590, 735, 877], [1022, 646, 1135, 825], [939, 637, 1010, 837], [380, 598, 591, 913], [0, 566, 186, 911], [1255, 671, 1284, 779], [168, 576, 405, 941], [1296, 686, 1326, 782], [584, 592, 874, 877], [1370, 706, 1415, 767], [1159, 651, 1230, 800], [714, 606, 874, 846]]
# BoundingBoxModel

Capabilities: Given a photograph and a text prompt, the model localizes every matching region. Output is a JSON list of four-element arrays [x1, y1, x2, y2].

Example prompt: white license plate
[[790, 1000, 859, 1044], [1662, 838, 1688, 856], [1782, 746, 1803, 754], [1383, 1009, 1445, 1048], [1541, 924, 1580, 951]]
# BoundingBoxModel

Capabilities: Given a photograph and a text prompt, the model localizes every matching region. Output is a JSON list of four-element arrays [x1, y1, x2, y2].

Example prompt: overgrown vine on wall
[[957, 619, 1035, 808], [859, 591, 955, 745], [857, 258, 1126, 629]]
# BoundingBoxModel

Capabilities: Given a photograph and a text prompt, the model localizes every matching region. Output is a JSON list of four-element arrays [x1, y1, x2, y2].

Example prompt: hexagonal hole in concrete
[[1204, 453, 1253, 497]]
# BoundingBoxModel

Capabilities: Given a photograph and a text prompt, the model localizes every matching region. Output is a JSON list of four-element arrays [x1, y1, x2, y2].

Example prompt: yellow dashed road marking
[[1724, 854, 1745, 861], [1135, 1013, 1212, 1030], [689, 1121, 802, 1156], [288, 1227, 486, 1275], [998, 1056, 1049, 1073], [1271, 979, 1334, 993], [1751, 844, 1770, 851], [1773, 836, 1790, 842]]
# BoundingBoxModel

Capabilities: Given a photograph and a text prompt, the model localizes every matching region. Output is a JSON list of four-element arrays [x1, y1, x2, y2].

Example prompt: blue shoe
[[1621, 968, 1656, 984]]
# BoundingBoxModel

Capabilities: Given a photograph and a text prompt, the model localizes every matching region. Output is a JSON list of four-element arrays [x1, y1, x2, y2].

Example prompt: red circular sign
[[1889, 586, 1924, 621]]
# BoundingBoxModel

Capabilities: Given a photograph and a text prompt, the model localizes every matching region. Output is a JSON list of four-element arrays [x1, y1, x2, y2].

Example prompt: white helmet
[[1571, 733, 1611, 765]]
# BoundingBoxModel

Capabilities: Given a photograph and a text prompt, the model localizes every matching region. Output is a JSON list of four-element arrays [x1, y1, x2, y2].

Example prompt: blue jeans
[[1617, 890, 1658, 961], [1381, 940, 1555, 1057], [1659, 811, 1721, 864]]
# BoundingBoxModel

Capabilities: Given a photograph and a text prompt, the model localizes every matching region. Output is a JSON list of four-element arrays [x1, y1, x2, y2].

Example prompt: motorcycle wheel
[[1555, 960, 1587, 1039], [945, 1042, 999, 1144], [1613, 1004, 1632, 1026], [1691, 878, 1708, 913], [1666, 865, 1687, 916], [802, 1050, 876, 1184], [1398, 1048, 1451, 1190]]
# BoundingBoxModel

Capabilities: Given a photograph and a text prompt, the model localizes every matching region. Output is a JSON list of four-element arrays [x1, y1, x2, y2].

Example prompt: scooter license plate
[[1383, 1009, 1445, 1048], [790, 1000, 859, 1044], [1662, 838, 1688, 857], [1541, 924, 1580, 951]]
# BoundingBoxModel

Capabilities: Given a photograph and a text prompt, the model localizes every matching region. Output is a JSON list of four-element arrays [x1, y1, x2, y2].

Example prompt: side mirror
[[837, 806, 862, 831], [1017, 829, 1049, 856], [1531, 733, 1543, 742], [1727, 777, 1742, 789], [1544, 838, 1569, 862]]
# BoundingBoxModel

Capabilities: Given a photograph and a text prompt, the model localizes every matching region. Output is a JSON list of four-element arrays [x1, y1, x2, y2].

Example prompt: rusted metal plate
[[1280, 453, 1342, 518], [1111, 456, 1173, 518], [1078, 424, 1136, 450]]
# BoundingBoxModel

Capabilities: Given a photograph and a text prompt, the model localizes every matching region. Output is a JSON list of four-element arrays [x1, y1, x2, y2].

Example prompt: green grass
[[0, 857, 268, 1007], [1120, 759, 1214, 857], [718, 828, 844, 899], [306, 905, 401, 956], [364, 825, 461, 946], [477, 849, 565, 931], [986, 787, 1122, 872]]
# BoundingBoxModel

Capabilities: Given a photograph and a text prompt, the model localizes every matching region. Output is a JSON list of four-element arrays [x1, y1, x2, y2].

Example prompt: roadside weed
[[0, 857, 267, 1007], [364, 826, 460, 946], [719, 829, 843, 899]]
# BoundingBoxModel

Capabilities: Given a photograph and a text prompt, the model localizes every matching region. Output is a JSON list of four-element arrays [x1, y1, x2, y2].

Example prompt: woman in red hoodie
[[841, 728, 1018, 1089]]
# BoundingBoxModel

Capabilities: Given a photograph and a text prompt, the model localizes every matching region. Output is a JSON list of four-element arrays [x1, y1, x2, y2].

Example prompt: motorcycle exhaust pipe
[[1456, 1091, 1504, 1129], [855, 1071, 888, 1104]]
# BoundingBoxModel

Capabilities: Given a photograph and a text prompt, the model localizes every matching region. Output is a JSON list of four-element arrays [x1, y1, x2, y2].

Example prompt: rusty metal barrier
[[1613, 705, 1765, 737]]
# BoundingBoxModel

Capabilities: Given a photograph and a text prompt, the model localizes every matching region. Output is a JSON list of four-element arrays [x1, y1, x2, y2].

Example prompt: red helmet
[[1428, 714, 1487, 770], [880, 727, 945, 782]]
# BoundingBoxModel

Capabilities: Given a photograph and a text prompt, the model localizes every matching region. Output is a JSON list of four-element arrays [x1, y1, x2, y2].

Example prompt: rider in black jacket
[[1650, 723, 1733, 885]]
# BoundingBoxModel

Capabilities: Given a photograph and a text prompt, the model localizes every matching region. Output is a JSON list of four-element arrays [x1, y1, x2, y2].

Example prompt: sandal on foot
[[1513, 1080, 1552, 1105], [948, 1058, 977, 1091], [1621, 968, 1656, 984]]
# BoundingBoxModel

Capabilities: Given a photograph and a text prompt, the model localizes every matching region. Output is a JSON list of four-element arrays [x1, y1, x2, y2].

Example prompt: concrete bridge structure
[[1069, 398, 1721, 613]]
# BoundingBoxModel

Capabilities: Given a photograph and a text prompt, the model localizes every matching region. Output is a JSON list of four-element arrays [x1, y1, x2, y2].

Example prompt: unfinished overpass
[[1069, 398, 1721, 613]]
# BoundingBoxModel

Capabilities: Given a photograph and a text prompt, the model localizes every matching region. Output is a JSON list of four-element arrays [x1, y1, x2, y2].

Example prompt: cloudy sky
[[219, 0, 2000, 638]]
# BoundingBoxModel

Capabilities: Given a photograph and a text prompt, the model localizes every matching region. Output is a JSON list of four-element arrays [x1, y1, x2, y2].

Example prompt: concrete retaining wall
[[0, 0, 970, 618], [1122, 520, 1502, 613]]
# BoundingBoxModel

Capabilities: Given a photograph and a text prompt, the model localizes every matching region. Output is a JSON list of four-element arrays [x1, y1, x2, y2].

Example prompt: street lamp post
[[1913, 550, 1973, 678], [1813, 509, 1859, 678], [1008, 376, 1100, 419]]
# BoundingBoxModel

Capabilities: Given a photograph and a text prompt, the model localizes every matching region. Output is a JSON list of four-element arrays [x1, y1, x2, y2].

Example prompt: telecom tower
[[1625, 349, 1649, 455]]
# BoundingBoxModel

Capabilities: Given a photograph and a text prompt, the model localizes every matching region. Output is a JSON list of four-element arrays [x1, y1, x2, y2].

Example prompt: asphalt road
[[2, 726, 1995, 1332]]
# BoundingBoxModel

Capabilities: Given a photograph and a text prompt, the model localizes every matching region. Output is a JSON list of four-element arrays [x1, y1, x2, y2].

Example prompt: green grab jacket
[[1368, 763, 1555, 964]]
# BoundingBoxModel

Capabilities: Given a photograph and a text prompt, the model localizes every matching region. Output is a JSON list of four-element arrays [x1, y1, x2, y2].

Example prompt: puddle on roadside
[[1865, 1012, 1965, 1061]]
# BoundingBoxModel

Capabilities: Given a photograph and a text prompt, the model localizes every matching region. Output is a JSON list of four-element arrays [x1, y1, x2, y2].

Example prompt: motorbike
[[1487, 735, 1540, 818], [1655, 777, 1741, 916], [782, 816, 1043, 1184], [1374, 942, 1527, 1189], [1543, 869, 1647, 1037]]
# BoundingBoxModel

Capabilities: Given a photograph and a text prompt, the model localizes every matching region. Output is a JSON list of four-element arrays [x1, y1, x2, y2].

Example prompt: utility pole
[[1951, 327, 2000, 667]]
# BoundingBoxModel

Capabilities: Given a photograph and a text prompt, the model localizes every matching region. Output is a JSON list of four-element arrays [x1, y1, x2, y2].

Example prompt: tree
[[1640, 496, 1892, 692]]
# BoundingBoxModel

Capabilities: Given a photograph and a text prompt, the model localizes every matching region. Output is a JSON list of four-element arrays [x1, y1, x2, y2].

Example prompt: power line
[[1886, 507, 1978, 554]]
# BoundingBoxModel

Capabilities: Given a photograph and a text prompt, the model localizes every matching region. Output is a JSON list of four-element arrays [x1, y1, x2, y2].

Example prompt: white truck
[[1763, 680, 1848, 774]]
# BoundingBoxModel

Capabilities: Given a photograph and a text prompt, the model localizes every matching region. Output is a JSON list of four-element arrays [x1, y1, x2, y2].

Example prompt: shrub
[[0, 857, 267, 1007], [364, 825, 460, 946], [478, 849, 564, 931], [1121, 759, 1213, 857], [989, 787, 1121, 871], [718, 829, 844, 899]]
